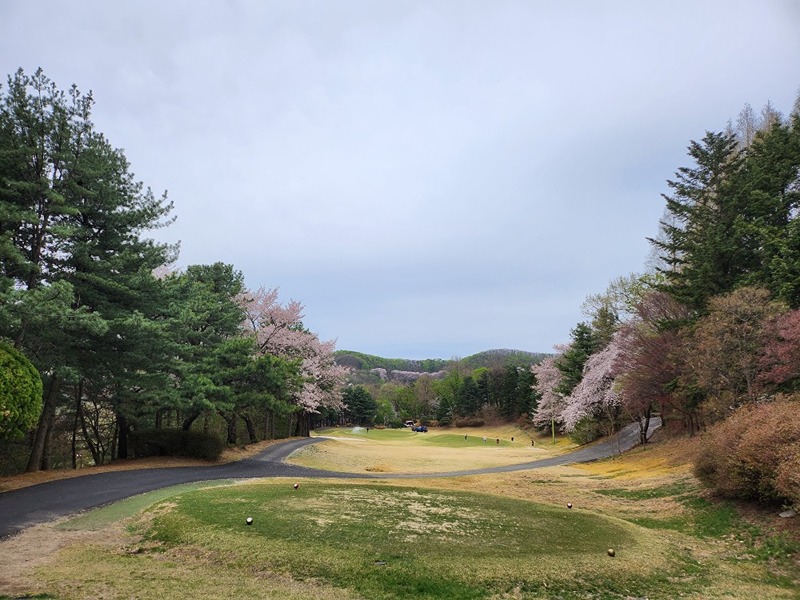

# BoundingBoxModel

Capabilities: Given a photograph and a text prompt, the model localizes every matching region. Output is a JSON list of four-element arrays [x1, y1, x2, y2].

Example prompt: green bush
[[0, 437, 33, 476], [385, 417, 404, 428], [0, 342, 43, 439], [694, 397, 800, 507], [184, 430, 225, 461], [129, 428, 224, 461], [129, 428, 183, 457], [569, 417, 601, 445]]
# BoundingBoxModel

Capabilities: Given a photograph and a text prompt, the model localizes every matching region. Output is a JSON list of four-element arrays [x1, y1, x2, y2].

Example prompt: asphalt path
[[0, 418, 660, 539]]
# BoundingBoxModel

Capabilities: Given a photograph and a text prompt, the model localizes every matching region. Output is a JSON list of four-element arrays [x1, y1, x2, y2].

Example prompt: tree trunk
[[638, 406, 652, 445], [155, 409, 163, 429], [71, 382, 82, 469], [27, 375, 62, 472], [221, 410, 238, 445], [111, 420, 118, 461], [294, 412, 310, 437], [117, 412, 129, 459], [264, 409, 274, 440], [79, 401, 102, 465], [182, 411, 200, 431], [241, 414, 258, 444]]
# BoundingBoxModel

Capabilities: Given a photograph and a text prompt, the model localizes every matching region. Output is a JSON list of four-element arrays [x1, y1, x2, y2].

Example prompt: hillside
[[333, 350, 449, 373], [334, 348, 550, 384], [459, 348, 550, 370]]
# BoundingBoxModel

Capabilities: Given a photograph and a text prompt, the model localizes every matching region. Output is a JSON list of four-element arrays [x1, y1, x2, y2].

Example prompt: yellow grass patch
[[295, 425, 576, 473], [291, 439, 548, 473], [28, 535, 358, 600], [573, 434, 699, 480]]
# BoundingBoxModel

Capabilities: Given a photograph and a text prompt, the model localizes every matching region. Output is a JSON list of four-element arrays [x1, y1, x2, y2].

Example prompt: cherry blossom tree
[[531, 355, 565, 441], [561, 332, 626, 435], [238, 287, 347, 435], [614, 291, 691, 440]]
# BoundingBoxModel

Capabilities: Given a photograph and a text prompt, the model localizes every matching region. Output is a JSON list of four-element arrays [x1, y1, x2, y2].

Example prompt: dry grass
[[2, 430, 799, 599], [574, 431, 700, 481], [26, 528, 360, 600], [294, 425, 575, 474]]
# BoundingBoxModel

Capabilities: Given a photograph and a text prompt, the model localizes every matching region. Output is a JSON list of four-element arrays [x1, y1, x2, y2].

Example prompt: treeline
[[530, 96, 800, 504], [334, 350, 449, 373], [460, 349, 550, 370], [0, 69, 346, 474], [333, 361, 540, 428]]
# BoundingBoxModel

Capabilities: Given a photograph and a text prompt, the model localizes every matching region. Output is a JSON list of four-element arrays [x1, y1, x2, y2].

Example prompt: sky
[[2, 1, 799, 359]]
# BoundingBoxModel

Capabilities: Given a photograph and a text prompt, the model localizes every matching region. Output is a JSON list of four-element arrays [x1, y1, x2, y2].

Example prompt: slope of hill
[[459, 349, 550, 370], [335, 349, 550, 384], [333, 351, 449, 373]]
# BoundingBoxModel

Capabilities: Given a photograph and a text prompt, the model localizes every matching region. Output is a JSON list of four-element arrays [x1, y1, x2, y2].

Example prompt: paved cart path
[[0, 418, 660, 538]]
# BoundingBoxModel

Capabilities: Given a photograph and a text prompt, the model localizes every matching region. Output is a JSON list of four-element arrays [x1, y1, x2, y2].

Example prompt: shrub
[[694, 397, 800, 507], [569, 417, 601, 445], [693, 411, 753, 495], [775, 448, 800, 508], [0, 437, 32, 476], [184, 430, 225, 461], [129, 428, 224, 461], [129, 428, 183, 457], [0, 342, 43, 439], [385, 417, 404, 429], [454, 417, 485, 428]]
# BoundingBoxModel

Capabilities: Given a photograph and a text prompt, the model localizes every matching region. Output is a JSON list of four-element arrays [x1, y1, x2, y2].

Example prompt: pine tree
[[555, 323, 597, 397], [650, 131, 746, 311], [0, 69, 174, 470]]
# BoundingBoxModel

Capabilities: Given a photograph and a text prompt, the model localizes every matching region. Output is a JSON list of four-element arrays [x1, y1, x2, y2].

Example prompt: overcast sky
[[2, 1, 799, 359]]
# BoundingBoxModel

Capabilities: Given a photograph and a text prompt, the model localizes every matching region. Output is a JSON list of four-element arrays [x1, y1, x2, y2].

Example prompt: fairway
[[292, 426, 575, 473], [3, 430, 798, 599]]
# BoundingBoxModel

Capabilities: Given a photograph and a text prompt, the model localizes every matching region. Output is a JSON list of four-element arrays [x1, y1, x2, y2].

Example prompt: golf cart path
[[0, 418, 660, 538]]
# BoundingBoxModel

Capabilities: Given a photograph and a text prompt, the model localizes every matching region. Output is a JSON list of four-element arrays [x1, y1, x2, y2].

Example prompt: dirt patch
[[0, 519, 130, 597]]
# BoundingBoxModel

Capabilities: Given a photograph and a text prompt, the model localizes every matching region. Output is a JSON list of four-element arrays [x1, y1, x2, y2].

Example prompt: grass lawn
[[2, 429, 798, 599], [294, 425, 575, 474]]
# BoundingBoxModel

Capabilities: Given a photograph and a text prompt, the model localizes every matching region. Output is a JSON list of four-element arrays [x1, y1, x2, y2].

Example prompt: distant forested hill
[[459, 349, 550, 370], [333, 351, 449, 373], [334, 349, 549, 383]]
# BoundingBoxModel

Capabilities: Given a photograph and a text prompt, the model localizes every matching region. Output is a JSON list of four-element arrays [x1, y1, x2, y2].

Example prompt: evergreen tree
[[737, 112, 800, 306], [0, 69, 175, 470], [343, 385, 377, 426], [162, 263, 248, 432], [650, 131, 746, 311], [455, 375, 480, 416], [555, 323, 597, 397]]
